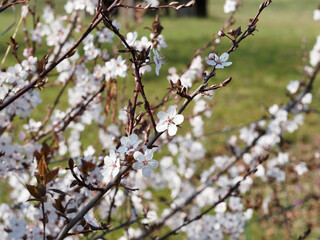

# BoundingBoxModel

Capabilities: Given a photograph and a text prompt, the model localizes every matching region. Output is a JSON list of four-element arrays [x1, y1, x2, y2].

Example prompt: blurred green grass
[[0, 0, 319, 238]]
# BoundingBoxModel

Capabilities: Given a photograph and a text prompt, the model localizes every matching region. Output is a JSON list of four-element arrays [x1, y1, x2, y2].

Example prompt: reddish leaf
[[34, 151, 42, 162], [45, 167, 59, 184], [53, 199, 64, 213], [38, 156, 49, 178], [26, 184, 41, 199]]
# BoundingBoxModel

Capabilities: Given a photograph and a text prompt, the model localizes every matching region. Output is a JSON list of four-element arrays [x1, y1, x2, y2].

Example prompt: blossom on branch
[[132, 149, 159, 178], [156, 106, 184, 136], [117, 134, 142, 154], [102, 149, 120, 178], [206, 52, 232, 69], [286, 80, 300, 94]]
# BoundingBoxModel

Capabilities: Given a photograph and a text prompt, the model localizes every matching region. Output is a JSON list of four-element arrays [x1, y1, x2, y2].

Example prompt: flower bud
[[218, 30, 225, 37]]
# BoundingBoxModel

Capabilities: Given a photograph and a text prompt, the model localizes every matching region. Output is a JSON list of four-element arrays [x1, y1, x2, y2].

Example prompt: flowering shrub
[[0, 0, 319, 239]]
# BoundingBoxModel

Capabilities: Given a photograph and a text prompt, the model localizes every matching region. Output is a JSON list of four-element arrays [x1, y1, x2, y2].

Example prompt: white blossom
[[206, 52, 232, 69], [156, 106, 184, 136], [286, 80, 299, 94], [102, 149, 120, 178], [132, 149, 159, 178], [294, 162, 308, 176], [117, 133, 142, 154]]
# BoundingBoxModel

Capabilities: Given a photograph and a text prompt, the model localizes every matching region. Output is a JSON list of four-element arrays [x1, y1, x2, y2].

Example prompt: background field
[[0, 0, 319, 239]]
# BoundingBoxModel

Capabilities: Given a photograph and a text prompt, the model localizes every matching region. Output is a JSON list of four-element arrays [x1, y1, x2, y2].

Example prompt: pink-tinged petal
[[142, 166, 152, 177], [220, 53, 229, 62], [144, 149, 154, 161], [168, 124, 178, 136], [132, 161, 143, 170], [222, 61, 232, 67], [156, 121, 168, 132], [148, 160, 159, 169], [133, 151, 144, 161], [157, 111, 167, 120], [172, 114, 184, 125], [167, 106, 176, 117]]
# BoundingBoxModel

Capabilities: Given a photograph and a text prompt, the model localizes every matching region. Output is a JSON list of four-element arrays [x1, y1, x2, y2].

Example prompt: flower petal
[[109, 148, 116, 158], [156, 121, 168, 132], [220, 52, 229, 62], [112, 168, 120, 178], [168, 124, 178, 136], [129, 133, 138, 142], [133, 139, 143, 149], [157, 111, 167, 120], [144, 149, 154, 161], [208, 53, 215, 59], [222, 61, 232, 67], [172, 114, 184, 125], [206, 60, 217, 66], [132, 161, 143, 170], [133, 151, 144, 161], [120, 137, 130, 145], [155, 64, 161, 76], [104, 156, 111, 165], [148, 160, 159, 169], [167, 106, 176, 117], [213, 53, 219, 61], [142, 166, 152, 177], [117, 146, 126, 154]]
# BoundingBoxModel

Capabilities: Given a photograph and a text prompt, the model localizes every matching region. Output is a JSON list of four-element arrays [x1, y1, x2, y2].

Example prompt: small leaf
[[53, 199, 64, 213], [38, 156, 49, 178], [48, 188, 69, 196], [26, 184, 41, 199], [41, 143, 50, 161], [34, 151, 42, 162], [45, 167, 59, 184]]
